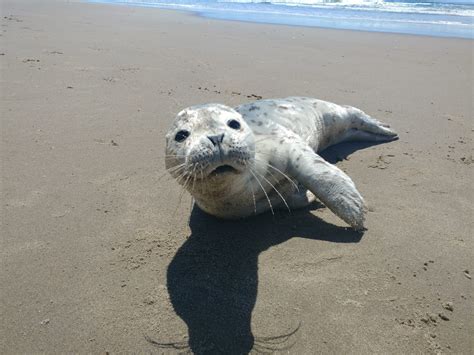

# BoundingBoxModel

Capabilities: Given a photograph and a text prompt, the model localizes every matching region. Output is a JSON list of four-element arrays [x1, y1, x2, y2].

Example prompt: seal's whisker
[[166, 163, 186, 172], [175, 176, 187, 187], [173, 186, 187, 218], [265, 166, 284, 187], [173, 166, 195, 218], [158, 167, 186, 183], [266, 164, 299, 192], [174, 177, 188, 205], [174, 170, 186, 182], [253, 169, 291, 213], [175, 168, 190, 187], [157, 173, 179, 183], [258, 161, 282, 185], [157, 170, 181, 183], [250, 181, 257, 215], [261, 164, 294, 199], [163, 166, 186, 179], [158, 164, 186, 181], [181, 167, 194, 190], [249, 168, 274, 215], [189, 197, 194, 217], [254, 158, 299, 191], [190, 164, 198, 193]]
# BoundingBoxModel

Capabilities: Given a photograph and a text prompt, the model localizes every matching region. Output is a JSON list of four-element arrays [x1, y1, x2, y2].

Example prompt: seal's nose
[[207, 133, 224, 146]]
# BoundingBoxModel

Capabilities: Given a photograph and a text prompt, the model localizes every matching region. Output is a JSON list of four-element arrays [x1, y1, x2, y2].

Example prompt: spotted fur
[[165, 97, 398, 229]]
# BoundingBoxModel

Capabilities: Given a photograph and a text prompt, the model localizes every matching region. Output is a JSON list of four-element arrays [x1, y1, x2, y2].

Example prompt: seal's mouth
[[209, 164, 238, 176]]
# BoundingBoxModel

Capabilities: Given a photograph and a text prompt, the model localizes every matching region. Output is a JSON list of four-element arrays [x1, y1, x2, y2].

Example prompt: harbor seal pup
[[165, 97, 398, 229]]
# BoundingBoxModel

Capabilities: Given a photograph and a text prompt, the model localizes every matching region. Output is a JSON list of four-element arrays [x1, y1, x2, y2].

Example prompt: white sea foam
[[111, 0, 474, 17], [221, 0, 384, 5], [203, 4, 473, 25], [219, 0, 474, 17]]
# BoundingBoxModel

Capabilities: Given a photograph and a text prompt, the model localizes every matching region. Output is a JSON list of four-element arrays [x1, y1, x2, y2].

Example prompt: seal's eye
[[227, 119, 241, 130], [175, 130, 190, 142]]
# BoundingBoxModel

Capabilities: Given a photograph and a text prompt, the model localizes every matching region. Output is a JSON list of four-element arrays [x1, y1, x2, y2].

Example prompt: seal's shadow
[[320, 141, 381, 164], [166, 206, 362, 354], [162, 140, 391, 353]]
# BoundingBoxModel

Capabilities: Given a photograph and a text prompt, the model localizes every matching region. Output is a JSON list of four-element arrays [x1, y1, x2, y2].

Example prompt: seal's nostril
[[208, 133, 224, 146]]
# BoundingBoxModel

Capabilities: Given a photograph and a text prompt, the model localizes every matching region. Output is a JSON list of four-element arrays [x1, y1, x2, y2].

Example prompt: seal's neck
[[189, 172, 255, 217]]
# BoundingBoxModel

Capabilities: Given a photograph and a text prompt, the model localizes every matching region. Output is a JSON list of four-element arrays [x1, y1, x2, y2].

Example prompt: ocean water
[[88, 0, 474, 38]]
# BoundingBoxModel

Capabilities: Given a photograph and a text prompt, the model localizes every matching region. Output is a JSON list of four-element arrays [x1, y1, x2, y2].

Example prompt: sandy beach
[[1, 0, 472, 353]]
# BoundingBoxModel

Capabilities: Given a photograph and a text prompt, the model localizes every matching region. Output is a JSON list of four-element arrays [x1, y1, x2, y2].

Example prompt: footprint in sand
[[368, 154, 394, 169]]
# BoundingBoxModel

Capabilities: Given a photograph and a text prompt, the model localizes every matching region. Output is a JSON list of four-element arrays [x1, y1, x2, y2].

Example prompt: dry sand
[[1, 0, 473, 353]]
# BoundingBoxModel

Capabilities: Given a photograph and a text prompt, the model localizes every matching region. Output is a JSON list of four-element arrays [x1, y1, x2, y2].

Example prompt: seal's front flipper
[[289, 149, 367, 230]]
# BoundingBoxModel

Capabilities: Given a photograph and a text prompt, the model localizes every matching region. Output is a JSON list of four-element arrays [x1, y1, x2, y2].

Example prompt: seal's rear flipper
[[344, 106, 398, 142], [341, 128, 399, 143], [289, 148, 367, 230]]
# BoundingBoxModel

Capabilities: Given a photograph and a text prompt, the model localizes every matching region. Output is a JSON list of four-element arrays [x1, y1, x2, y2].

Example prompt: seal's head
[[165, 104, 255, 189]]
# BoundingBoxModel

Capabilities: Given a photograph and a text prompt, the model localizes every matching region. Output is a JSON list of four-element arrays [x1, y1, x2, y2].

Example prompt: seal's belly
[[194, 187, 256, 219], [194, 173, 297, 219]]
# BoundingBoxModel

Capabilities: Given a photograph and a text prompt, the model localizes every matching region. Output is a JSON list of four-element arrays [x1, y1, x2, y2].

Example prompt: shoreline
[[86, 0, 474, 39], [2, 0, 472, 353], [85, 0, 474, 42]]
